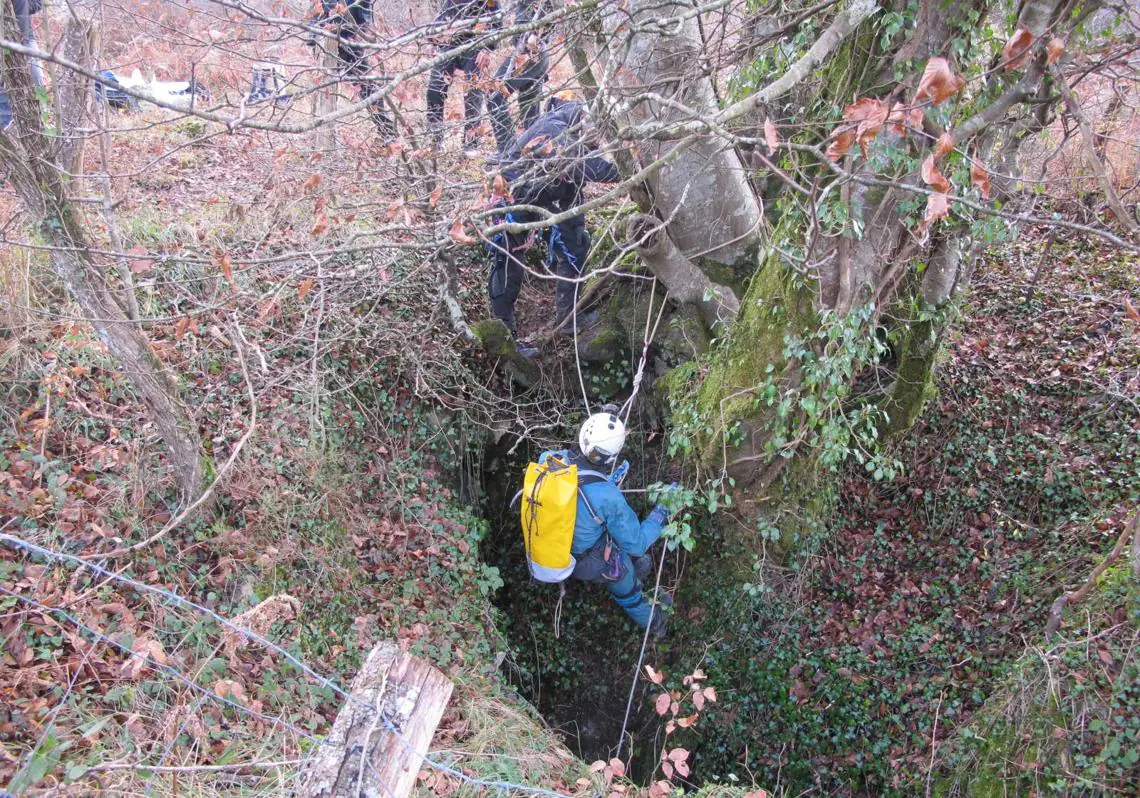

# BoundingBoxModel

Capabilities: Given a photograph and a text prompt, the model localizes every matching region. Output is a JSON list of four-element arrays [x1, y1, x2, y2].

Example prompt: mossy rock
[[472, 319, 541, 388]]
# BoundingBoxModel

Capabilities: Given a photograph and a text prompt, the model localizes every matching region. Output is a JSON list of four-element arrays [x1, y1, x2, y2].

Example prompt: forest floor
[[1, 92, 1137, 798]]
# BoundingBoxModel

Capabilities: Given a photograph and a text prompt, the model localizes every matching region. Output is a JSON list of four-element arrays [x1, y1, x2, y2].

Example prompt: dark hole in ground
[[479, 434, 675, 781]]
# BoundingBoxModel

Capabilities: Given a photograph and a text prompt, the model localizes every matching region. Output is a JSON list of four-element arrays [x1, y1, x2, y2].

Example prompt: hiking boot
[[556, 309, 599, 336]]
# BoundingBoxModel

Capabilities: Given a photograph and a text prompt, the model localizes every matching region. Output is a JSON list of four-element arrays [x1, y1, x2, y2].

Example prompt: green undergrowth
[[0, 244, 588, 796], [644, 231, 1139, 795]]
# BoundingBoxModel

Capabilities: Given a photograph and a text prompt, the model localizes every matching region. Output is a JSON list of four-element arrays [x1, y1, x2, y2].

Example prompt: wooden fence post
[[296, 642, 454, 798]]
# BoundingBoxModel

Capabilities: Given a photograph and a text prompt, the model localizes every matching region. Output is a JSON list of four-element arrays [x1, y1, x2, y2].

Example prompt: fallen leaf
[[1002, 28, 1034, 71], [921, 155, 951, 193], [693, 690, 705, 711], [609, 759, 626, 778], [217, 253, 234, 285], [1046, 37, 1066, 65], [429, 183, 443, 208], [311, 215, 328, 236], [449, 220, 478, 245], [676, 714, 698, 728], [298, 278, 315, 301], [645, 665, 664, 684], [970, 157, 992, 199], [173, 316, 193, 340], [490, 174, 512, 202], [703, 686, 717, 702], [655, 692, 671, 716], [127, 246, 152, 274], [915, 57, 965, 106], [589, 760, 607, 774], [302, 173, 321, 192], [764, 118, 779, 152], [1125, 297, 1140, 323], [826, 126, 856, 161]]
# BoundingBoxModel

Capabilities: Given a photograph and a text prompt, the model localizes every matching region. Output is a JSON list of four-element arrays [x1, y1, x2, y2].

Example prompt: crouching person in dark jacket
[[487, 94, 620, 341]]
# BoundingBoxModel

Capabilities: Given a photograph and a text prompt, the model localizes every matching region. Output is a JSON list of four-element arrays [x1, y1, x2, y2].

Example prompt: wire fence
[[1, 532, 574, 797]]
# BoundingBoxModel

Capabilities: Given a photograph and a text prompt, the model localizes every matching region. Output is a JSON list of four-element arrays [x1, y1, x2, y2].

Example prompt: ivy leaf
[[645, 665, 664, 684], [915, 57, 965, 106], [921, 155, 951, 193], [703, 686, 718, 702], [1002, 28, 1034, 71], [692, 689, 705, 711], [609, 758, 626, 778], [676, 713, 698, 728], [667, 747, 690, 763], [655, 692, 671, 716]]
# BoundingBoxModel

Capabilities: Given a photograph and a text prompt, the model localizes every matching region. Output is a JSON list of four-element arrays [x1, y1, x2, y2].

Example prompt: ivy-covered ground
[[488, 227, 1138, 796], [684, 228, 1139, 795]]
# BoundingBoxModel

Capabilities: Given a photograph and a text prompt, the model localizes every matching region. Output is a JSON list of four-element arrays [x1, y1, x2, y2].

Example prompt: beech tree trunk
[[1, 2, 205, 502], [590, 0, 1085, 533]]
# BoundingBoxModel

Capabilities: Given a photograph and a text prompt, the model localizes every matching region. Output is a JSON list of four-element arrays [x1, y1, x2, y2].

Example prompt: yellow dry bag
[[521, 456, 580, 582]]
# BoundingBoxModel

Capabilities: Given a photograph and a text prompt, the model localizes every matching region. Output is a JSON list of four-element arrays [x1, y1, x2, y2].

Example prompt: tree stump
[[295, 642, 454, 798]]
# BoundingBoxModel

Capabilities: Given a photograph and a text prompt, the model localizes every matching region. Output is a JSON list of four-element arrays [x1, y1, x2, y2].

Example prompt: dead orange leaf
[[429, 183, 443, 208], [302, 173, 321, 193], [970, 157, 992, 199], [298, 278, 315, 301], [826, 126, 856, 161], [449, 220, 478, 245], [1002, 28, 1034, 71], [920, 192, 951, 231], [934, 132, 956, 159], [1046, 37, 1066, 65], [921, 155, 951, 193], [764, 117, 779, 152], [915, 57, 965, 106]]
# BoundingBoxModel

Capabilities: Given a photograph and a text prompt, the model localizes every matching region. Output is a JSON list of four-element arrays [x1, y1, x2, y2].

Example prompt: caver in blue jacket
[[538, 450, 667, 629]]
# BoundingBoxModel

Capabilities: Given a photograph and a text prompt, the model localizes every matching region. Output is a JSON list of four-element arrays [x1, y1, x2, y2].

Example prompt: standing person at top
[[1, 0, 45, 131], [486, 0, 553, 157], [309, 0, 396, 139], [487, 93, 620, 343], [426, 0, 503, 154]]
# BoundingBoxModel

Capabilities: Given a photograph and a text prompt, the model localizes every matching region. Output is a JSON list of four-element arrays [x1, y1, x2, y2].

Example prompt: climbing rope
[[620, 281, 668, 425], [614, 542, 668, 761]]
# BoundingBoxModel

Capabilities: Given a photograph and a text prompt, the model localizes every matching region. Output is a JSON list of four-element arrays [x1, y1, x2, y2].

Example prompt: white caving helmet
[[578, 407, 627, 466]]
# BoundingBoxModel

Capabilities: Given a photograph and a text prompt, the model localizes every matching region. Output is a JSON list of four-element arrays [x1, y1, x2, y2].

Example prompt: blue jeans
[[0, 90, 12, 130], [572, 547, 654, 628]]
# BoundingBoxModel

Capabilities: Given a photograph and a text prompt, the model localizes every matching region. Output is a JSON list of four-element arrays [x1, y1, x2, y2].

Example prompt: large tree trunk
[[597, 0, 1080, 526], [1, 1, 205, 502]]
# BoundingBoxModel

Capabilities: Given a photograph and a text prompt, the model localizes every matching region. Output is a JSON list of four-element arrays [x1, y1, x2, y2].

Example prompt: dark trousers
[[426, 53, 485, 138], [487, 209, 589, 332], [487, 53, 548, 155], [335, 35, 395, 137]]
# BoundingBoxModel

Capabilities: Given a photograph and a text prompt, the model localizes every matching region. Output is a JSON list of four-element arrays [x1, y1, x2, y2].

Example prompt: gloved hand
[[610, 459, 630, 486], [647, 505, 669, 526]]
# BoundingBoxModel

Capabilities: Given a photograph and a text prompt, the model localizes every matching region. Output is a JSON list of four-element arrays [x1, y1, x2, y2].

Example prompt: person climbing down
[[545, 407, 672, 638], [486, 93, 620, 345], [487, 0, 553, 156], [426, 0, 502, 154], [309, 0, 397, 139]]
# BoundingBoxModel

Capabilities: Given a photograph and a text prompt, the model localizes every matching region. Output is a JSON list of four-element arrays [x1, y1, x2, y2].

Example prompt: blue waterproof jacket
[[538, 450, 663, 558]]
